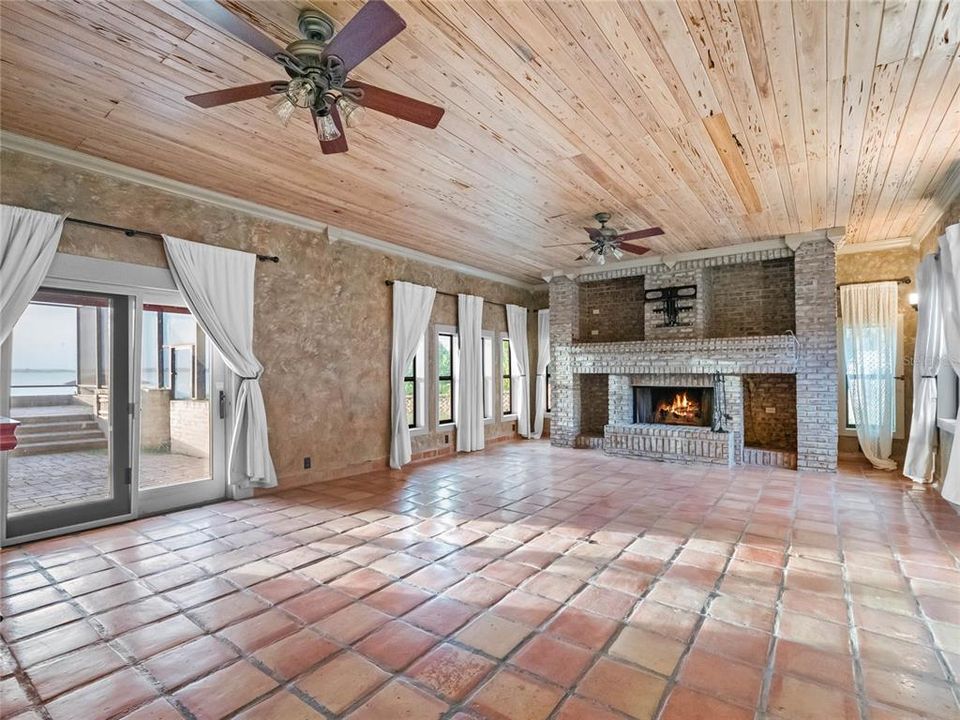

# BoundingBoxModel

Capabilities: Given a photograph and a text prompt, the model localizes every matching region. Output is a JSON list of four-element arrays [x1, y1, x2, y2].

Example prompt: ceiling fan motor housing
[[297, 9, 335, 43]]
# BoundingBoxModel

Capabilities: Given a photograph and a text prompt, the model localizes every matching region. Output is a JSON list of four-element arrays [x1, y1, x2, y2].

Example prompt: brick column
[[549, 277, 581, 446], [794, 239, 839, 471], [608, 375, 633, 425]]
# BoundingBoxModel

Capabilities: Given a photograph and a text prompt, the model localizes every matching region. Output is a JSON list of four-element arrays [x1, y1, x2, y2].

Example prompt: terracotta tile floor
[[2, 441, 959, 720]]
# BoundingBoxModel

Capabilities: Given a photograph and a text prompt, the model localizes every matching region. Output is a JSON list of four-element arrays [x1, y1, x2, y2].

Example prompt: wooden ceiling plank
[[703, 112, 763, 215], [793, 0, 829, 230], [844, 60, 906, 242], [824, 0, 849, 227], [465, 1, 707, 239], [677, 0, 780, 231], [735, 0, 799, 233], [702, 0, 796, 231], [628, 1, 721, 118], [527, 2, 730, 238], [892, 63, 960, 236], [879, 0, 960, 236], [579, 1, 688, 130], [833, 0, 884, 231], [399, 1, 664, 229], [861, 0, 943, 240]]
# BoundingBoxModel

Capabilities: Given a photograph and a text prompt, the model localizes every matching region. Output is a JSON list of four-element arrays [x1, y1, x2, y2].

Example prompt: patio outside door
[[1, 287, 133, 541], [136, 294, 227, 516]]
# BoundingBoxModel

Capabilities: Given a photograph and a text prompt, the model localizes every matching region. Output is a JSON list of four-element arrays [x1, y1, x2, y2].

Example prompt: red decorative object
[[0, 417, 20, 451]]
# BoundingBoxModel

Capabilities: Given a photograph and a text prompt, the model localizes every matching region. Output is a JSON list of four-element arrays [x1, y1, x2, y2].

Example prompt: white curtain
[[163, 236, 277, 488], [456, 294, 484, 452], [1, 205, 66, 344], [506, 304, 531, 438], [939, 223, 960, 504], [533, 309, 550, 439], [390, 281, 436, 469], [840, 282, 899, 470], [904, 254, 943, 483]]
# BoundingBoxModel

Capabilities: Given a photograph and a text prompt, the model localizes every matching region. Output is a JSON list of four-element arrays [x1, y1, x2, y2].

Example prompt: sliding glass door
[[136, 295, 227, 515], [2, 288, 133, 540], [0, 260, 229, 544]]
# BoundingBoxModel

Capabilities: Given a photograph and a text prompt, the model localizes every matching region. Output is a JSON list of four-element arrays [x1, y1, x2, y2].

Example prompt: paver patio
[[8, 451, 209, 515]]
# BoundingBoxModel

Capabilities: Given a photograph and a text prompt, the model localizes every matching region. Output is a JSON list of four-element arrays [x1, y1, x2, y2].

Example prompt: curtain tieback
[[238, 373, 262, 381], [921, 375, 938, 379]]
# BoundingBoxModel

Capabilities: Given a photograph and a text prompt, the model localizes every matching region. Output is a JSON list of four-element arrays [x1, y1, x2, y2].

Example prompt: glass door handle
[[218, 390, 226, 420]]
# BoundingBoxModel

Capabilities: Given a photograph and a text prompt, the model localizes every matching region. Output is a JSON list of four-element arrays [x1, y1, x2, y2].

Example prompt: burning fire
[[656, 391, 702, 424]]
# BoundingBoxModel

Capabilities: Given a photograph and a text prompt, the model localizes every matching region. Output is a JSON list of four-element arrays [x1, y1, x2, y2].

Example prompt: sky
[[12, 304, 77, 371]]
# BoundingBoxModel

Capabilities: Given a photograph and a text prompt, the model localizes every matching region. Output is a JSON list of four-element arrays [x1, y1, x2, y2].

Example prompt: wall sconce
[[908, 291, 919, 310]]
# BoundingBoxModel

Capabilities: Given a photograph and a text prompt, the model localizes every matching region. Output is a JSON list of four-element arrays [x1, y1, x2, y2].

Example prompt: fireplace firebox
[[634, 386, 714, 427]]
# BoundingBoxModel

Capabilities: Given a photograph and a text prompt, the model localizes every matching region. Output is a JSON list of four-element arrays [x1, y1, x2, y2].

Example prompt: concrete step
[[17, 428, 106, 444], [12, 437, 108, 456], [14, 412, 97, 426], [16, 420, 101, 436]]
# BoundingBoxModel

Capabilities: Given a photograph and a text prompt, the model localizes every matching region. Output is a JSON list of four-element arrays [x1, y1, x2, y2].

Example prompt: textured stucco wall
[[1, 149, 543, 488], [836, 247, 919, 464]]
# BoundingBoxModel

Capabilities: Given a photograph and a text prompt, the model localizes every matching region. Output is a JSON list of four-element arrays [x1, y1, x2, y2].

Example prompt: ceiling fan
[[544, 213, 664, 265], [183, 0, 444, 154]]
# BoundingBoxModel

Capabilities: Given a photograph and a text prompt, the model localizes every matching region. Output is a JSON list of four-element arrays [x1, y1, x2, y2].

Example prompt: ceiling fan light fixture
[[271, 95, 297, 126], [316, 111, 342, 142], [612, 246, 624, 261], [596, 251, 606, 265], [338, 96, 365, 128], [272, 78, 315, 126]]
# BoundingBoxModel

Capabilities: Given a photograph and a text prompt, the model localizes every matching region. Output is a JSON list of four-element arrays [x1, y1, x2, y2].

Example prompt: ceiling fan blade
[[322, 0, 406, 74], [542, 242, 589, 248], [183, 0, 287, 60], [616, 226, 664, 242], [345, 81, 444, 128], [617, 243, 651, 256], [583, 227, 603, 240], [185, 81, 287, 108], [313, 106, 348, 154]]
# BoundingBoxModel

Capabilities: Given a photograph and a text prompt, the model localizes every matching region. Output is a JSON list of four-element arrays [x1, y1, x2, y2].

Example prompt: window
[[838, 316, 905, 438], [403, 336, 425, 429], [482, 333, 494, 420], [438, 331, 456, 425], [501, 336, 514, 416], [545, 363, 552, 413]]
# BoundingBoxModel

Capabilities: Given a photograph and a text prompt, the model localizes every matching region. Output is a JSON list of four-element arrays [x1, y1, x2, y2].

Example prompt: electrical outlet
[[591, 329, 599, 335], [592, 308, 600, 315], [444, 434, 449, 444], [765, 407, 776, 414], [303, 456, 311, 469]]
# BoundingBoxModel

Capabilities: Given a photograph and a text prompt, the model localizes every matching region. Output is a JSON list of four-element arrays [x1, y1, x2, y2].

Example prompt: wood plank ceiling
[[1, 0, 958, 282]]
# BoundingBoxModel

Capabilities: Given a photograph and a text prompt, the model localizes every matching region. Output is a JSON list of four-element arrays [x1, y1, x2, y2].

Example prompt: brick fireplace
[[547, 235, 839, 471]]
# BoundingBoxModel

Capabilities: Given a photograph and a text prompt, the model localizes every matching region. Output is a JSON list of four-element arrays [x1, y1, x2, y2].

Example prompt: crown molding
[[835, 236, 913, 255], [327, 227, 538, 290], [0, 132, 539, 292]]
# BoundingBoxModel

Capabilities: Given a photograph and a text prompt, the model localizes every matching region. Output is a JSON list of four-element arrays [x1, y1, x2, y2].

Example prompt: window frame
[[500, 333, 516, 419], [481, 331, 495, 422], [403, 335, 426, 433], [837, 315, 905, 440], [436, 326, 458, 428]]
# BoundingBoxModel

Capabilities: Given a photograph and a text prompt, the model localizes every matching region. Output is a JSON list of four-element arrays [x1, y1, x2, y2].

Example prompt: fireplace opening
[[634, 386, 714, 427]]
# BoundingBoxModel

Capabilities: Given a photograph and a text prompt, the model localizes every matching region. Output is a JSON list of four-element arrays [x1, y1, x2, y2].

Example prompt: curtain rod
[[836, 276, 911, 288], [65, 217, 280, 263], [384, 280, 509, 309]]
